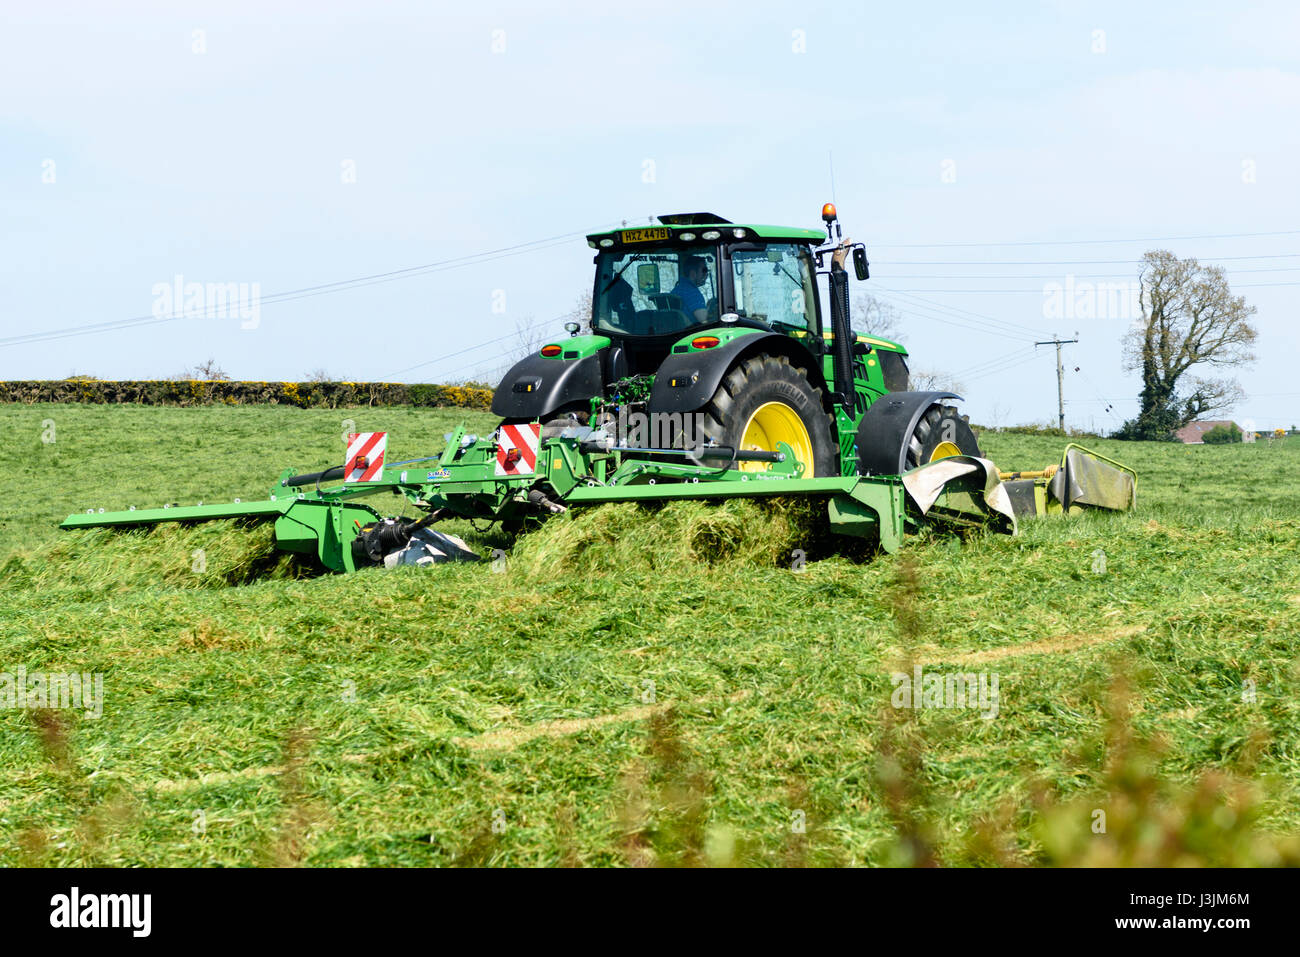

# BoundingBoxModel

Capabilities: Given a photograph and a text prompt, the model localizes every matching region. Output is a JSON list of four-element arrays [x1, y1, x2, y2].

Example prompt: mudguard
[[647, 331, 827, 415], [856, 390, 960, 476], [491, 351, 605, 420]]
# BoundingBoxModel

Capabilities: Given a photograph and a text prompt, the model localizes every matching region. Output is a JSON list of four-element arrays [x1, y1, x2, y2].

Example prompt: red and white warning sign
[[345, 431, 387, 483], [495, 423, 540, 477]]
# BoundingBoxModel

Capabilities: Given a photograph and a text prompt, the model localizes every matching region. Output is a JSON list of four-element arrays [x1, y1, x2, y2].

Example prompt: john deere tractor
[[61, 206, 1136, 571], [492, 206, 982, 479]]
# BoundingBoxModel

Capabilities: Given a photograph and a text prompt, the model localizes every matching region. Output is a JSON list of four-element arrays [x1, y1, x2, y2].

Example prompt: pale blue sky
[[3, 1, 1297, 429]]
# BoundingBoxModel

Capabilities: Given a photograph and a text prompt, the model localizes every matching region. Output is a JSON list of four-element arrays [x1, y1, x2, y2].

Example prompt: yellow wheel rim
[[930, 441, 962, 462], [740, 401, 813, 474]]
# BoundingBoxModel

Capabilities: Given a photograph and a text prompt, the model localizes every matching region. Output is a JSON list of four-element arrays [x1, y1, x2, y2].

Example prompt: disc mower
[[61, 206, 1136, 571]]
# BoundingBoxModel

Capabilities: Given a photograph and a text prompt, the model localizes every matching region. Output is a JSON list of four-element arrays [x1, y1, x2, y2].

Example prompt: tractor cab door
[[723, 243, 821, 347], [593, 248, 722, 374]]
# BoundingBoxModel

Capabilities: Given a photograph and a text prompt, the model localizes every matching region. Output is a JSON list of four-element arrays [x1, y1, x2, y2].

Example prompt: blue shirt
[[670, 279, 705, 317]]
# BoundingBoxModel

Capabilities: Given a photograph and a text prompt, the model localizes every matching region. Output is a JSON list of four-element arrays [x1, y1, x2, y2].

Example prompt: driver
[[670, 256, 710, 323], [607, 276, 634, 325]]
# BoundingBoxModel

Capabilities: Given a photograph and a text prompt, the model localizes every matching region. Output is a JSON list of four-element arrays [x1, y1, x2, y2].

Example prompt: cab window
[[730, 243, 816, 332], [593, 247, 719, 337]]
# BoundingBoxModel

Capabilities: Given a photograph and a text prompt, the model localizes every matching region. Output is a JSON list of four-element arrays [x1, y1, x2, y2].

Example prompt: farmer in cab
[[671, 256, 710, 323]]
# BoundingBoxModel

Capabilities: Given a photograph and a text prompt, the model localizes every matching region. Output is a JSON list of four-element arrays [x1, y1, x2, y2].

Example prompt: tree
[[908, 369, 967, 395], [1115, 250, 1256, 440], [851, 293, 901, 340], [563, 291, 593, 332], [170, 359, 230, 381]]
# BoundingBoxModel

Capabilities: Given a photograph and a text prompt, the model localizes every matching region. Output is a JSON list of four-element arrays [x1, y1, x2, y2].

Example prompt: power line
[[962, 347, 1049, 380], [884, 303, 1039, 342], [880, 265, 1300, 280], [954, 345, 1039, 378], [871, 286, 1042, 339], [964, 351, 1045, 383], [880, 287, 1047, 336], [380, 312, 565, 380], [0, 221, 634, 350], [872, 228, 1300, 249], [866, 281, 1300, 293], [874, 253, 1300, 266], [1070, 365, 1122, 422], [0, 236, 588, 349]]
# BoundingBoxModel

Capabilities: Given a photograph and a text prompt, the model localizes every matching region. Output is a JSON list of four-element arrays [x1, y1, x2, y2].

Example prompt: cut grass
[[1, 404, 1298, 865]]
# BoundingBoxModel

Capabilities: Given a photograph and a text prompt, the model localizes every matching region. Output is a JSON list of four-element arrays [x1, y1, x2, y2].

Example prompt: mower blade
[[900, 455, 1017, 534]]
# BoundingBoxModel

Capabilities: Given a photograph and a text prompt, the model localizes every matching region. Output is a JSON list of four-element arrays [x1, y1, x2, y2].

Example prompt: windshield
[[593, 246, 719, 337]]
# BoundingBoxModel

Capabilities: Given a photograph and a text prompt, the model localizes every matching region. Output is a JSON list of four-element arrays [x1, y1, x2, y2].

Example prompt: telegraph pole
[[1036, 336, 1078, 431]]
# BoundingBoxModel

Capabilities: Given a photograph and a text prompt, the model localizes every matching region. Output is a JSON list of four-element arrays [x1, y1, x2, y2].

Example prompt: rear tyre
[[700, 354, 838, 477], [902, 404, 981, 470]]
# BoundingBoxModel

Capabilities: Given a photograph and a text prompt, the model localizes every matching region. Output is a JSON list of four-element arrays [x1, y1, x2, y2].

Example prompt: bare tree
[[468, 315, 546, 385], [909, 369, 967, 395], [512, 315, 547, 361], [501, 291, 592, 369], [304, 368, 335, 383], [851, 293, 902, 340], [564, 290, 593, 332], [1117, 250, 1257, 439], [171, 358, 230, 381]]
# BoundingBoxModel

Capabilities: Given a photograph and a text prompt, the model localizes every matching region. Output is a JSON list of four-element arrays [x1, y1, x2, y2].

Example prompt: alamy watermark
[[50, 887, 150, 937], [151, 274, 261, 330], [1, 667, 103, 719], [1042, 275, 1141, 321], [890, 666, 999, 720], [613, 408, 708, 454]]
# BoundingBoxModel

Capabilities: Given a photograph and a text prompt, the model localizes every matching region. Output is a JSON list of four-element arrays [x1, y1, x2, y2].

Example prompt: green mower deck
[[60, 427, 1135, 573]]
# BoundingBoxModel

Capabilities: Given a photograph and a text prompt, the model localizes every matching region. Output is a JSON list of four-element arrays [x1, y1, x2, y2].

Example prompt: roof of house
[[1175, 420, 1237, 443]]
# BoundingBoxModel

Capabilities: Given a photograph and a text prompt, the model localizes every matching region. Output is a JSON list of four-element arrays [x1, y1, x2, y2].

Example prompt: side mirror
[[853, 246, 870, 281]]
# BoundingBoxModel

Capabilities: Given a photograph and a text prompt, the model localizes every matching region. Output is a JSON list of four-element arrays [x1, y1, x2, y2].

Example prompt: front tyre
[[700, 355, 839, 477], [902, 403, 982, 470]]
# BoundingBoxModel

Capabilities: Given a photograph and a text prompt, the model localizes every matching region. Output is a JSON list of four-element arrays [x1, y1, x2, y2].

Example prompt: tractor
[[492, 205, 981, 482], [60, 206, 1136, 572]]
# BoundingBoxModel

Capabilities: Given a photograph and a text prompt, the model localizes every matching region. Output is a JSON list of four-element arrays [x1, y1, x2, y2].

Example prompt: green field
[[2, 403, 1298, 866]]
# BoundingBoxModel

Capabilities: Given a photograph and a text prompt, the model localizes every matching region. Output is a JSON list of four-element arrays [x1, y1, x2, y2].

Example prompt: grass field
[[2, 403, 1298, 866]]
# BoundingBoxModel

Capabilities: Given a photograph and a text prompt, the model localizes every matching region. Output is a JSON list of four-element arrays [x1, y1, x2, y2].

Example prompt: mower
[[61, 206, 1137, 571]]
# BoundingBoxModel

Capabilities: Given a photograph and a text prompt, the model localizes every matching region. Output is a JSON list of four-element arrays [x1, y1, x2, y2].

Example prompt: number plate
[[620, 227, 671, 244]]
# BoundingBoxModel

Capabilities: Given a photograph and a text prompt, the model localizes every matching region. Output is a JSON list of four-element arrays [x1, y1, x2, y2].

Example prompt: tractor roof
[[587, 215, 825, 246]]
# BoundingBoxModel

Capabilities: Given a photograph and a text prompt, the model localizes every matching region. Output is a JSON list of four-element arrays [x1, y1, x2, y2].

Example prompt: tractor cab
[[492, 205, 967, 481], [588, 215, 825, 375]]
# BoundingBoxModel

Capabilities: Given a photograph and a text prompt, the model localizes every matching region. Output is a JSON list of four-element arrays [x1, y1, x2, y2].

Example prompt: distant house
[[1175, 420, 1254, 444]]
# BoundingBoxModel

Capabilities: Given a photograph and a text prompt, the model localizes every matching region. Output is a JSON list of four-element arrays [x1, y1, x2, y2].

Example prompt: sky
[[2, 0, 1297, 431]]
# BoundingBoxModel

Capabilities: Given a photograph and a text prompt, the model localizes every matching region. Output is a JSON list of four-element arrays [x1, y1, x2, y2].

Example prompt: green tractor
[[61, 206, 1136, 571], [492, 205, 982, 480]]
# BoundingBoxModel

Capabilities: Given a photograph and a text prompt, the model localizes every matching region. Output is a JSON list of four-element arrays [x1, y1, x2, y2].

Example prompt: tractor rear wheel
[[902, 403, 981, 469], [700, 355, 838, 477]]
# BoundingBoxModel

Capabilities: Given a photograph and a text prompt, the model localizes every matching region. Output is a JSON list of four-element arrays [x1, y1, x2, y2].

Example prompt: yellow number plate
[[620, 227, 671, 244]]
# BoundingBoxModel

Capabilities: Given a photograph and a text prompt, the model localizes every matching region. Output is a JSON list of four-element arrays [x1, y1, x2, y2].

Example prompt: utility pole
[[1036, 336, 1078, 431]]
